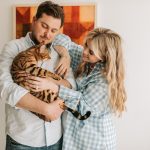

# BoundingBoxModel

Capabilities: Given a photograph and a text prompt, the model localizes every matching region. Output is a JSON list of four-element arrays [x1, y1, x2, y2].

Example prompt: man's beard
[[30, 32, 52, 48], [30, 32, 40, 45]]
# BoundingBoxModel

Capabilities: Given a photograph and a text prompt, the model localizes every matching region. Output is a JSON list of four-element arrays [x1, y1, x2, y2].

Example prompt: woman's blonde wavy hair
[[76, 27, 126, 114]]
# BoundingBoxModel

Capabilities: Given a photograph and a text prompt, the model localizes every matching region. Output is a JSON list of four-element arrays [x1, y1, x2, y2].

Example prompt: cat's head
[[35, 43, 51, 60]]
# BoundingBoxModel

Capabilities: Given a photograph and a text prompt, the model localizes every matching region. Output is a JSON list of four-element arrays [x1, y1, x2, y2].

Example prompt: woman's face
[[82, 40, 101, 64]]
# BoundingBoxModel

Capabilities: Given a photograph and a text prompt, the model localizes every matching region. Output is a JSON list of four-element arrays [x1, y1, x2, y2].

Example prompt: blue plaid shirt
[[54, 34, 117, 150]]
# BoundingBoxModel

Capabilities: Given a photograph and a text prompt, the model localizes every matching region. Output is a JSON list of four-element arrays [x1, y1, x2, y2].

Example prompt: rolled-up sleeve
[[69, 42, 83, 72], [59, 81, 108, 115], [53, 34, 83, 72], [52, 34, 71, 50], [0, 41, 29, 107], [65, 68, 77, 90]]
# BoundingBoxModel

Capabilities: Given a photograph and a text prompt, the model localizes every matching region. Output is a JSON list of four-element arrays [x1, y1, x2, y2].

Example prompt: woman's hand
[[25, 76, 59, 93]]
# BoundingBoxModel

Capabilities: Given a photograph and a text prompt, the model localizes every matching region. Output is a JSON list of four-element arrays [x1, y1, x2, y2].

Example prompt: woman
[[27, 27, 126, 150]]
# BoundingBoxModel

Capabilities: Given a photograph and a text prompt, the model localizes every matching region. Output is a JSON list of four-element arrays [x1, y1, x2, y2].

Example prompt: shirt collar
[[25, 32, 35, 46], [86, 61, 105, 74], [25, 32, 52, 51]]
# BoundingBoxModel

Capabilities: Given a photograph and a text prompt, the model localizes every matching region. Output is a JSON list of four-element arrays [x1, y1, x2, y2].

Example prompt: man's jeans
[[6, 135, 63, 150]]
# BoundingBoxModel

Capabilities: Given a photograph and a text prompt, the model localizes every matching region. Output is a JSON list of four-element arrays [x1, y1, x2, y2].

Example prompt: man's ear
[[32, 16, 37, 23]]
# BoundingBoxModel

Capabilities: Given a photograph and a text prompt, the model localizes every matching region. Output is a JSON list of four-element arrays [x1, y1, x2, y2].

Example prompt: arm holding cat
[[0, 41, 64, 121], [16, 93, 64, 121], [26, 76, 108, 116]]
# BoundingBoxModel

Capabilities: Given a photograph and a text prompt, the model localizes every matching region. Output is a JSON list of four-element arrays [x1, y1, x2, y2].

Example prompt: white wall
[[101, 0, 150, 150], [0, 0, 150, 150]]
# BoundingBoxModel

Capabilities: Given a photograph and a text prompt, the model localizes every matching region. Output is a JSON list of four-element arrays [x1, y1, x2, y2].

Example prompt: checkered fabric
[[53, 34, 83, 71]]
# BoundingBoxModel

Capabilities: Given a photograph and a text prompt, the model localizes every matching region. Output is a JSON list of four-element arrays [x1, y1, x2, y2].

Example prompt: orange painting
[[14, 4, 95, 45]]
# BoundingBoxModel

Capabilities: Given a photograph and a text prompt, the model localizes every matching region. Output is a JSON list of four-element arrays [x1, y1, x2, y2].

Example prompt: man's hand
[[54, 45, 71, 77], [44, 98, 64, 121]]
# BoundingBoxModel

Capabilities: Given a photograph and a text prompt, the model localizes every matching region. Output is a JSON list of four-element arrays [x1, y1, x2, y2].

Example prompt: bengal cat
[[11, 42, 91, 121]]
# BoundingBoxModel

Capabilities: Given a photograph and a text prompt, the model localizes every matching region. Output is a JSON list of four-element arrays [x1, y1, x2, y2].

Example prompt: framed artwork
[[13, 3, 96, 45]]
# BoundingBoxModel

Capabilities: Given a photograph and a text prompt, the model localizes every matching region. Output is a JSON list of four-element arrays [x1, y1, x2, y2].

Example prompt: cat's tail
[[65, 107, 91, 120]]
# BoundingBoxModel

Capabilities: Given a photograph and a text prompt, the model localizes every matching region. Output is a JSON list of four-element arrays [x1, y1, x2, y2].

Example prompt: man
[[0, 1, 76, 149]]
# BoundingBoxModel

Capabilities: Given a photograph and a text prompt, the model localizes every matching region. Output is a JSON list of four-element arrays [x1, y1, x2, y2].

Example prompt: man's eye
[[42, 23, 48, 29], [51, 30, 57, 33]]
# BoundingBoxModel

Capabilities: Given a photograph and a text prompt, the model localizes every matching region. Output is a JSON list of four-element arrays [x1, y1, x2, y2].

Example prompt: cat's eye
[[89, 49, 94, 55], [84, 42, 88, 48], [83, 43, 88, 50]]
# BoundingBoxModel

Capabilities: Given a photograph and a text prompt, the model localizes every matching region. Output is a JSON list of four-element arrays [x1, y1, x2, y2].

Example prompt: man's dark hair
[[36, 1, 64, 27]]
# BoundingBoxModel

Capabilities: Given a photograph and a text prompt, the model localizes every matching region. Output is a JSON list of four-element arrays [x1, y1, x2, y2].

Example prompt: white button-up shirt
[[0, 33, 76, 147]]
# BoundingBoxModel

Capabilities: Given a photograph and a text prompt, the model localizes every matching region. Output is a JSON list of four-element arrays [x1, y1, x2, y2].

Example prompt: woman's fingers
[[26, 76, 43, 87], [26, 79, 39, 85], [24, 76, 41, 91], [25, 76, 50, 92], [25, 82, 41, 92], [27, 76, 41, 81], [25, 75, 57, 92]]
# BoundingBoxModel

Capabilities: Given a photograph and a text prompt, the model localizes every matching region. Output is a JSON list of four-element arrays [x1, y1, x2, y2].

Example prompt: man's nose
[[44, 29, 52, 39]]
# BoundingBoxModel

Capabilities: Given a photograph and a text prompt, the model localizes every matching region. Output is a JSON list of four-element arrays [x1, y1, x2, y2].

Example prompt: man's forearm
[[54, 45, 70, 59], [16, 92, 64, 121], [16, 93, 49, 116]]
